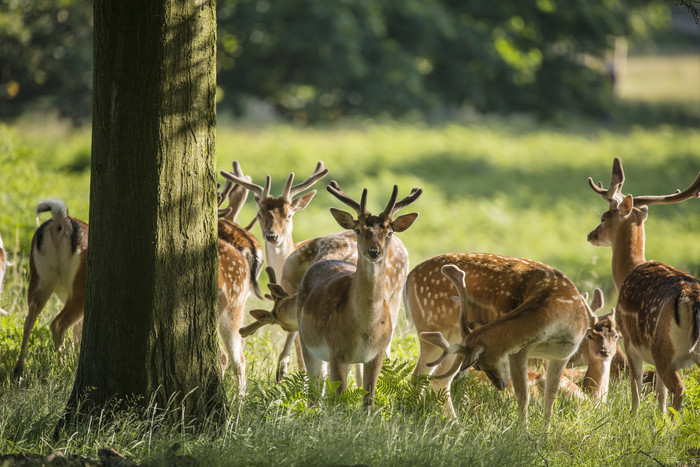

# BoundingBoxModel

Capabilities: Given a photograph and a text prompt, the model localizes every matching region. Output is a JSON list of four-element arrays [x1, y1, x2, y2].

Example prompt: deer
[[214, 170, 266, 394], [13, 199, 89, 379], [0, 232, 8, 315], [587, 156, 700, 414], [296, 181, 421, 407], [220, 161, 330, 380], [412, 259, 591, 430]]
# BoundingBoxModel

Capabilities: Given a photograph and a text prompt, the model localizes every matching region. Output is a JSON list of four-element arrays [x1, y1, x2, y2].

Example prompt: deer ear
[[292, 191, 316, 212], [620, 195, 634, 216], [391, 212, 419, 233], [330, 208, 356, 230]]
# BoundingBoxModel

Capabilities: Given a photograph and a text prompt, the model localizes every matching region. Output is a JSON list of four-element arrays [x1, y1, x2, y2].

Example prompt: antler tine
[[588, 157, 625, 207], [262, 175, 272, 200], [327, 180, 364, 215], [634, 171, 700, 206], [441, 265, 468, 325], [217, 180, 234, 208], [381, 185, 399, 218], [220, 169, 265, 198], [281, 172, 295, 200], [391, 187, 422, 216], [266, 266, 277, 285], [289, 161, 329, 198]]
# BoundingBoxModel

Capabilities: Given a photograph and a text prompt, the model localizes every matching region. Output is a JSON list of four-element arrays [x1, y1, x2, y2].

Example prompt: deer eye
[[387, 231, 394, 237], [353, 228, 361, 235]]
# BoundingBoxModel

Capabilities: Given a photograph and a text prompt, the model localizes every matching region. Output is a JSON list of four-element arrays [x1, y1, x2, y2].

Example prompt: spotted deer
[[0, 232, 8, 315], [296, 182, 421, 406], [215, 173, 265, 394], [220, 161, 329, 379], [587, 156, 700, 413], [413, 259, 591, 430], [14, 199, 89, 379]]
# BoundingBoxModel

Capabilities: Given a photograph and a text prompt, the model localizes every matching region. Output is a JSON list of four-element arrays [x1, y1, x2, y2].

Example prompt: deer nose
[[599, 349, 610, 358], [367, 247, 381, 259], [266, 232, 279, 242], [587, 231, 597, 243]]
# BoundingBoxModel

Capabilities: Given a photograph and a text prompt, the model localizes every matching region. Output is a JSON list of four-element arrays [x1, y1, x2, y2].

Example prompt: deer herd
[[1, 157, 699, 430]]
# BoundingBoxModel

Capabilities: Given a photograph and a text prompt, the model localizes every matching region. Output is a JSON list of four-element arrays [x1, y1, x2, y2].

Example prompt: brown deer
[[214, 171, 267, 394], [0, 232, 8, 315], [413, 260, 591, 430], [14, 199, 89, 378], [587, 156, 700, 413], [220, 161, 329, 379], [296, 181, 421, 407]]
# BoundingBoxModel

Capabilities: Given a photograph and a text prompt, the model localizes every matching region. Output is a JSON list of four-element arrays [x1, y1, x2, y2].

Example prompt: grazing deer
[[296, 182, 421, 407], [14, 199, 89, 379], [220, 161, 329, 379], [587, 156, 700, 413], [414, 260, 591, 430], [0, 232, 8, 315]]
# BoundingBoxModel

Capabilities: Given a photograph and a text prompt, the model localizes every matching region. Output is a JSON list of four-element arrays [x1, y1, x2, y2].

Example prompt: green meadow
[[1, 53, 700, 464]]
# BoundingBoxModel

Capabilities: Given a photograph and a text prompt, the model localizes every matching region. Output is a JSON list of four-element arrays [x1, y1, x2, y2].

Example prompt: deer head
[[585, 310, 620, 361], [220, 161, 329, 246], [326, 181, 421, 265]]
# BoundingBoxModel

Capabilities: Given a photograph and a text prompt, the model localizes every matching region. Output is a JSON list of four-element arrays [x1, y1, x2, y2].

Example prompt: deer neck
[[265, 236, 296, 279], [348, 256, 388, 320], [582, 357, 611, 402], [611, 220, 646, 291]]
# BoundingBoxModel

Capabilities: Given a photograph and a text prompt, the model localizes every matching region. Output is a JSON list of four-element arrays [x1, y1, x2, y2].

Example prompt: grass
[[2, 52, 700, 464]]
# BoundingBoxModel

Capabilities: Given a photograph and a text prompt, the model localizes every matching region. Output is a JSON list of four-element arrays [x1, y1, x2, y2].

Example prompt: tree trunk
[[61, 0, 225, 424]]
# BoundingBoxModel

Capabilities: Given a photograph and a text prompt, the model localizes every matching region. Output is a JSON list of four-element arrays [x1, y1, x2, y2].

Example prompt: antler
[[633, 171, 700, 206], [220, 160, 272, 201], [588, 157, 625, 208], [327, 180, 368, 216], [381, 186, 423, 218], [281, 161, 329, 201]]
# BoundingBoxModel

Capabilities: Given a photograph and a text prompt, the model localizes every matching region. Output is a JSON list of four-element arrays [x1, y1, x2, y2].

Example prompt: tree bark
[[61, 0, 225, 424]]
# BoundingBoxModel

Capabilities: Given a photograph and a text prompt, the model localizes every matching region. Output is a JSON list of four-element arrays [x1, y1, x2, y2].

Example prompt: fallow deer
[[14, 199, 89, 379], [214, 173, 265, 394], [587, 156, 700, 413], [413, 261, 591, 430], [0, 232, 8, 315], [296, 181, 422, 407], [220, 161, 329, 379]]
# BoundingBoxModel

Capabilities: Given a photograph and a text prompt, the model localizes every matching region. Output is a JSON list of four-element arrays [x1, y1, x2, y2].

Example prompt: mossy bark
[[62, 0, 225, 424]]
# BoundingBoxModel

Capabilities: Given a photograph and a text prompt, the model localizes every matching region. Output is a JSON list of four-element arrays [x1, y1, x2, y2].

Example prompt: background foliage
[[0, 0, 675, 123]]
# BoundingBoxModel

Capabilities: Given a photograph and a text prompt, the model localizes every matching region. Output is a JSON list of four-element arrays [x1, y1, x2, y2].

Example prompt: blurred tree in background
[[0, 0, 673, 123]]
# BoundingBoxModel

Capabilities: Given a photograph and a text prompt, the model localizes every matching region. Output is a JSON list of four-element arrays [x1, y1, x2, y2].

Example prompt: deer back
[[618, 261, 700, 359]]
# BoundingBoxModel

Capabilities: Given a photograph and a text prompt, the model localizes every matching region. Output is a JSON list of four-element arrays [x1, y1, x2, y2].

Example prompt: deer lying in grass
[[588, 156, 700, 413], [14, 199, 89, 379], [413, 260, 591, 430], [0, 232, 8, 315], [220, 161, 329, 380], [296, 181, 421, 406]]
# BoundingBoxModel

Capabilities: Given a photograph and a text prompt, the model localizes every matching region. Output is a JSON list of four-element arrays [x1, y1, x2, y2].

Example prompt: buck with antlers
[[296, 181, 421, 406], [14, 199, 89, 378], [220, 161, 330, 379], [411, 258, 592, 429], [587, 157, 700, 413]]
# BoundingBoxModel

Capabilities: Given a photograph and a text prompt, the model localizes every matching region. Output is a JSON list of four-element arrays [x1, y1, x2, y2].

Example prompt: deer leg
[[217, 304, 246, 396], [294, 333, 306, 372], [542, 358, 567, 432], [509, 350, 530, 427], [354, 364, 364, 388], [14, 282, 52, 379], [49, 294, 84, 353], [362, 354, 385, 408], [654, 373, 669, 413], [329, 359, 350, 395], [626, 347, 644, 413], [276, 331, 298, 381], [414, 326, 461, 418], [300, 341, 324, 403]]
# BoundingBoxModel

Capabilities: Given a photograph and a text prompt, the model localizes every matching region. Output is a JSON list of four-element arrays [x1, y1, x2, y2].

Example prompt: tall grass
[[1, 115, 700, 464]]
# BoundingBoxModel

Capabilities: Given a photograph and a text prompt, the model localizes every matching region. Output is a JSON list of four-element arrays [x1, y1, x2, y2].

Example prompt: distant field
[[619, 53, 700, 103]]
